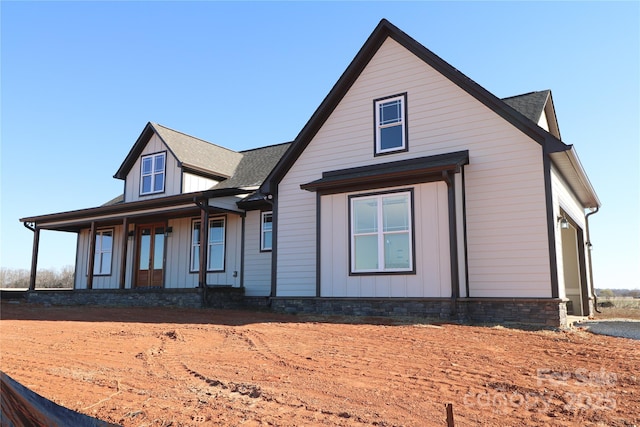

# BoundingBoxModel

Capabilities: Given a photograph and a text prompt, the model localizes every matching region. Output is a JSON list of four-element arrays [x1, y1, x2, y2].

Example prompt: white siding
[[75, 225, 125, 289], [277, 37, 550, 298], [551, 164, 591, 299], [124, 134, 181, 202], [320, 182, 450, 297], [243, 210, 272, 296], [182, 172, 218, 193], [164, 215, 242, 288]]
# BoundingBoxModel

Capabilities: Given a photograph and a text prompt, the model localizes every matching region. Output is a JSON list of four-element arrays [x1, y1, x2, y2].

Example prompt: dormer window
[[140, 152, 166, 195], [374, 93, 408, 155]]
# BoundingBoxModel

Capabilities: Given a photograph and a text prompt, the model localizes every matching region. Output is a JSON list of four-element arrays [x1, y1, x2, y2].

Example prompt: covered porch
[[20, 188, 248, 292]]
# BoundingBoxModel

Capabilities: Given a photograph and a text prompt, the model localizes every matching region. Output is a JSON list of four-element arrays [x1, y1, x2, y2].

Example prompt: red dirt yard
[[1, 303, 638, 426]]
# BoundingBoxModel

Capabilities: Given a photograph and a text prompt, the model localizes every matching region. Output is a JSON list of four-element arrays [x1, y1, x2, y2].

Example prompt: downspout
[[585, 207, 600, 313]]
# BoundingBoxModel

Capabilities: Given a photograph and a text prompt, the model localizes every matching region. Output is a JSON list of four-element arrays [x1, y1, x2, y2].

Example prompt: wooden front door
[[135, 223, 165, 288]]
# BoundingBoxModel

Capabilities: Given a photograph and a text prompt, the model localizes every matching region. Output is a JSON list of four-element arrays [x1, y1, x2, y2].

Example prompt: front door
[[135, 223, 165, 288]]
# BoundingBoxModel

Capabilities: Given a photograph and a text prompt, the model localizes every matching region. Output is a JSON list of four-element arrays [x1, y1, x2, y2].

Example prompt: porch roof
[[19, 188, 247, 232]]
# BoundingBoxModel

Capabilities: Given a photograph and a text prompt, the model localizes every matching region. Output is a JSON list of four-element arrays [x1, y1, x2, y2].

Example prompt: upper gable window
[[374, 93, 408, 155], [140, 152, 166, 195]]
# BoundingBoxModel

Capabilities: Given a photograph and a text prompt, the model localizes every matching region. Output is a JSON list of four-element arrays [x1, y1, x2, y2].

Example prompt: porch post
[[198, 204, 209, 288], [28, 226, 40, 291], [443, 171, 460, 315], [87, 221, 96, 290], [119, 217, 128, 289]]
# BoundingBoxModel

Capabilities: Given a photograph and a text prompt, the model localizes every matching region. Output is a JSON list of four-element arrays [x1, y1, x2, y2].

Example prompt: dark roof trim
[[262, 19, 569, 194], [301, 150, 469, 195], [20, 188, 246, 225], [114, 122, 171, 180]]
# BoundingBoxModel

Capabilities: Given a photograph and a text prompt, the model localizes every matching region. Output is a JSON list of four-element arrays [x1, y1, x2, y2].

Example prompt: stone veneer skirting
[[20, 289, 568, 327], [267, 297, 569, 327]]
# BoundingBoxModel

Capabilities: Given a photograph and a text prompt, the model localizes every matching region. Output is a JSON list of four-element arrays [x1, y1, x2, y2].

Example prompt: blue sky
[[1, 2, 638, 289]]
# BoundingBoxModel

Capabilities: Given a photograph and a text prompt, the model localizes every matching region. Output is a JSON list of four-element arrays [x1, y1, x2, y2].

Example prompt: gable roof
[[502, 90, 550, 124], [261, 19, 571, 195], [213, 142, 292, 190], [502, 90, 561, 139], [114, 122, 243, 180]]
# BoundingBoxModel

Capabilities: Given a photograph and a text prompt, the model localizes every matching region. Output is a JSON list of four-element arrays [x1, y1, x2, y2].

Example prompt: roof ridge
[[501, 89, 550, 101], [239, 141, 293, 153], [151, 122, 242, 155]]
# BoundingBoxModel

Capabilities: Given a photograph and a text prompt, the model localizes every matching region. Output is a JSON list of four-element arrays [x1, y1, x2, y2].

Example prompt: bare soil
[[1, 303, 638, 426]]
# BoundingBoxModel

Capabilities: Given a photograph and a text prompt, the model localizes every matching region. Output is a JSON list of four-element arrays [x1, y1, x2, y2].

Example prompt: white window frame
[[89, 229, 113, 276], [261, 211, 273, 252], [374, 93, 407, 155], [350, 190, 414, 274], [190, 217, 226, 272], [140, 152, 166, 195]]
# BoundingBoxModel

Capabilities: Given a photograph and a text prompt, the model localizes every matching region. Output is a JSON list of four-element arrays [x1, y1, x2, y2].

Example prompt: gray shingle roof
[[152, 123, 243, 178], [213, 142, 292, 190], [501, 90, 550, 124]]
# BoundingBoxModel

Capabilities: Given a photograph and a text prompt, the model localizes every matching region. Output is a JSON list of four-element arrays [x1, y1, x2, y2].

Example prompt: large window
[[140, 152, 166, 195], [350, 190, 413, 274], [374, 93, 407, 155], [261, 211, 273, 251], [91, 229, 113, 275], [191, 218, 225, 272]]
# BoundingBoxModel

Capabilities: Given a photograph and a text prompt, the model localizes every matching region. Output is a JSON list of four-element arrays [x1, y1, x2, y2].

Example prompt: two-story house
[[21, 20, 600, 326]]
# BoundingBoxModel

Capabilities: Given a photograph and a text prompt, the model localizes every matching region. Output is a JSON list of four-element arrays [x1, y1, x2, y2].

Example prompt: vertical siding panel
[[243, 210, 272, 296]]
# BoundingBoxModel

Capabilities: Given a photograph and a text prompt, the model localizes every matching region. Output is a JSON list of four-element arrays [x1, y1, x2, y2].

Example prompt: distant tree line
[[596, 288, 640, 298], [0, 266, 74, 289]]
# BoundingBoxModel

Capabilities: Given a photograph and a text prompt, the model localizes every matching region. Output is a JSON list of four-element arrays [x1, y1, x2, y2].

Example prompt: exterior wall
[[209, 195, 248, 213], [75, 214, 243, 290], [243, 210, 272, 296], [75, 225, 125, 290], [276, 37, 550, 298], [182, 172, 218, 193], [124, 134, 181, 202], [537, 110, 549, 132], [164, 215, 242, 288], [320, 182, 450, 297], [551, 164, 591, 301]]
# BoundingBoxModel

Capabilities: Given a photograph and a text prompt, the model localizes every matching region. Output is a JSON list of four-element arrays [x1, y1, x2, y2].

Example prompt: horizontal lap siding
[[243, 210, 272, 296], [125, 134, 180, 202], [277, 38, 550, 298]]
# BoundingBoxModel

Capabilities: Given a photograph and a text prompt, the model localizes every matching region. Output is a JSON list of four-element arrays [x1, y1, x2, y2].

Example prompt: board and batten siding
[[75, 225, 125, 289], [276, 37, 550, 298], [182, 172, 218, 193], [124, 134, 181, 202], [243, 210, 272, 296], [550, 164, 590, 300], [164, 216, 243, 288], [320, 182, 450, 297]]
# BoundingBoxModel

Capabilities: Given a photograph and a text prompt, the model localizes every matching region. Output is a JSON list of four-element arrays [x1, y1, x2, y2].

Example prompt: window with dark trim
[[261, 211, 273, 251], [140, 152, 166, 195], [91, 229, 113, 276], [190, 217, 226, 272], [350, 190, 414, 274], [374, 93, 407, 155]]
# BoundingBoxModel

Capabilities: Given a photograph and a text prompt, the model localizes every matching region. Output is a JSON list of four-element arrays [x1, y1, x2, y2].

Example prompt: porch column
[[87, 221, 96, 290], [119, 217, 128, 289], [28, 226, 40, 291], [443, 171, 460, 315], [198, 204, 209, 288]]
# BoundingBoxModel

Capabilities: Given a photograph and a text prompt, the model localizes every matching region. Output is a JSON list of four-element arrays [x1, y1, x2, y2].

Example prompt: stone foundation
[[25, 288, 203, 308], [269, 297, 568, 327], [21, 289, 568, 327]]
